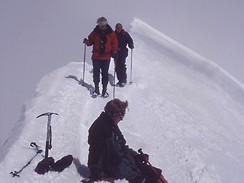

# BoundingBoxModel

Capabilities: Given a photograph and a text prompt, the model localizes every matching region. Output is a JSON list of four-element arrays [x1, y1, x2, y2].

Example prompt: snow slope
[[0, 19, 244, 183]]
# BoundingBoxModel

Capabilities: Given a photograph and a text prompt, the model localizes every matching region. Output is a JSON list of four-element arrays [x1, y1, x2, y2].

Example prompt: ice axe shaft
[[138, 148, 168, 183], [37, 112, 58, 159]]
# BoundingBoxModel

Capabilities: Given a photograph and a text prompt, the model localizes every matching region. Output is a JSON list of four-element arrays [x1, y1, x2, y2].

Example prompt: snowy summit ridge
[[0, 18, 244, 183], [131, 18, 244, 104]]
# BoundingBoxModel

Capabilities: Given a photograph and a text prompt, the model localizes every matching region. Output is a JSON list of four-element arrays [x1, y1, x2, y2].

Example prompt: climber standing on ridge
[[83, 17, 118, 98], [114, 23, 134, 87]]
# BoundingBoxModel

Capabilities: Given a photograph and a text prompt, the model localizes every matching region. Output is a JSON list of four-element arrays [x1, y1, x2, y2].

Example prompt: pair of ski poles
[[82, 44, 134, 99]]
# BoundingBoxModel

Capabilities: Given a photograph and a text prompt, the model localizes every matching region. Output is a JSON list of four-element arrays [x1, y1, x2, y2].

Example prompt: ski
[[10, 142, 43, 177]]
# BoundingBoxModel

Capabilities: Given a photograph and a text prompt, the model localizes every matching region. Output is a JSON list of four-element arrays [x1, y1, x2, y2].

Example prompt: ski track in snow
[[1, 19, 244, 183]]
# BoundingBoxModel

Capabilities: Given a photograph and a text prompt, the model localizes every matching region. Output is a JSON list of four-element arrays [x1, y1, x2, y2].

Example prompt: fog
[[1, 0, 244, 146]]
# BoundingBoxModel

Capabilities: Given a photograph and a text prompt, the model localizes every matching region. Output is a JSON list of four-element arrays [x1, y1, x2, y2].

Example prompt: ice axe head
[[37, 112, 58, 119]]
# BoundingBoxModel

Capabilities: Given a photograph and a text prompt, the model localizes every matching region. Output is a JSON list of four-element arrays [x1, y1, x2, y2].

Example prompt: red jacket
[[87, 25, 118, 60]]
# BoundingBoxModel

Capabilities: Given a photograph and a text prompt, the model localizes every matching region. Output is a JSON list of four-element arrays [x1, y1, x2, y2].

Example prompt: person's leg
[[92, 59, 101, 94], [116, 50, 127, 86], [119, 56, 127, 84], [115, 58, 122, 83], [108, 159, 145, 183], [101, 59, 110, 96]]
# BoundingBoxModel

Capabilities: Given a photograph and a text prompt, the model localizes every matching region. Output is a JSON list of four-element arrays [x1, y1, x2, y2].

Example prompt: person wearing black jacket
[[115, 23, 134, 87], [87, 98, 168, 183]]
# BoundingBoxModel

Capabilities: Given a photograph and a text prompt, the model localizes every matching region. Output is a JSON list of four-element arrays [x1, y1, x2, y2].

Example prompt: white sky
[[1, 0, 244, 146]]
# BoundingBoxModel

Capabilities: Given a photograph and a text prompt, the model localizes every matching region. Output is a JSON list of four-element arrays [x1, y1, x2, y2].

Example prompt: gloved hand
[[83, 38, 89, 44], [135, 153, 149, 164], [111, 52, 118, 59], [129, 43, 134, 49]]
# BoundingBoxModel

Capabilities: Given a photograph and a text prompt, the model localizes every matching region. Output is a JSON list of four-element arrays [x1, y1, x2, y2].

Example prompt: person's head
[[115, 23, 123, 33], [104, 98, 128, 124], [97, 17, 108, 30]]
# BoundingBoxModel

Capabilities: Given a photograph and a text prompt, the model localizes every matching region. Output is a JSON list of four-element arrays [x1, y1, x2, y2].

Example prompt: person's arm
[[127, 33, 134, 49], [83, 31, 95, 46]]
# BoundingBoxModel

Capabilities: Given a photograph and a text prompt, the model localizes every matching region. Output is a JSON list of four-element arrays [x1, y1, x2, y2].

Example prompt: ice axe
[[138, 148, 168, 183], [37, 112, 58, 159]]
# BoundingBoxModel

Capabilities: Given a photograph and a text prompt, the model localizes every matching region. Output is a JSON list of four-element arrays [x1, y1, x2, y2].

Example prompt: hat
[[97, 17, 108, 27]]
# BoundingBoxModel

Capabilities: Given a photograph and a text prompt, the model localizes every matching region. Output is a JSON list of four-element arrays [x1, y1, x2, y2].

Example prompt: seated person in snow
[[87, 98, 168, 183]]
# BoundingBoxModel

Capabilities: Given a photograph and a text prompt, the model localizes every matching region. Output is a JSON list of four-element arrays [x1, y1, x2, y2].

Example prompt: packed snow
[[0, 19, 244, 183]]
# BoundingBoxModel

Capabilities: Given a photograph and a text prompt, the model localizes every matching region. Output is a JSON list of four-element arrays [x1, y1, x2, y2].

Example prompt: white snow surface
[[1, 18, 244, 183]]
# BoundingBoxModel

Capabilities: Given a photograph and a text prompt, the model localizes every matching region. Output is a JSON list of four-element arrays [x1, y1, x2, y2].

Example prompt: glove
[[135, 153, 149, 164], [129, 43, 134, 49], [111, 52, 118, 59], [83, 38, 89, 44], [35, 157, 54, 174]]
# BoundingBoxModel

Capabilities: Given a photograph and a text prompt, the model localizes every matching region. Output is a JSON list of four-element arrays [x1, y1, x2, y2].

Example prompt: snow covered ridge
[[1, 18, 244, 183], [130, 18, 244, 105]]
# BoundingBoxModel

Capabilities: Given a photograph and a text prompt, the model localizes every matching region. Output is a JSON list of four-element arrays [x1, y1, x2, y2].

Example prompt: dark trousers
[[115, 48, 128, 83], [92, 59, 110, 87]]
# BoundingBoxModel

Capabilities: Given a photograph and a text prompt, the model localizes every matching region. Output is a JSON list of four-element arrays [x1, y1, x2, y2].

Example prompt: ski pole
[[37, 112, 58, 159], [10, 142, 43, 177], [82, 44, 86, 86], [129, 49, 133, 84], [113, 58, 116, 99], [138, 148, 168, 183]]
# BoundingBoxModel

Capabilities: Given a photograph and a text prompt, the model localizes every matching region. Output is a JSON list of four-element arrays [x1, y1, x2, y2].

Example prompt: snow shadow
[[73, 158, 90, 178], [108, 73, 116, 86], [65, 75, 94, 95]]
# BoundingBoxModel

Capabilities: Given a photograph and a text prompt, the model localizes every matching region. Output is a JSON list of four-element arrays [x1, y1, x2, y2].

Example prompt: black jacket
[[88, 112, 137, 178], [116, 29, 134, 50], [116, 29, 134, 59]]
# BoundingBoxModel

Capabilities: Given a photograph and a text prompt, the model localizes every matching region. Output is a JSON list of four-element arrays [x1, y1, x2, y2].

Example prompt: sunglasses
[[111, 111, 126, 120]]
